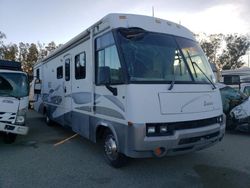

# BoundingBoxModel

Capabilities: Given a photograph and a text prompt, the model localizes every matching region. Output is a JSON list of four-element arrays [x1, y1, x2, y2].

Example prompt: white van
[[0, 60, 29, 143], [33, 13, 225, 167]]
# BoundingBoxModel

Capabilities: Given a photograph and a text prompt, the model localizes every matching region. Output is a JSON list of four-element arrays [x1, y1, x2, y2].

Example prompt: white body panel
[[126, 84, 222, 124]]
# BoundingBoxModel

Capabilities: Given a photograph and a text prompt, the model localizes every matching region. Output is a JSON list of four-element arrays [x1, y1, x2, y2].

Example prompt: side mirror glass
[[98, 66, 111, 85]]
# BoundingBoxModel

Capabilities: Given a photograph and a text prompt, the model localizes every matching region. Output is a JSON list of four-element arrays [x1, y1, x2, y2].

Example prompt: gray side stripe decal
[[76, 106, 125, 120], [103, 95, 125, 112], [75, 106, 92, 112], [95, 106, 125, 120], [70, 92, 92, 104]]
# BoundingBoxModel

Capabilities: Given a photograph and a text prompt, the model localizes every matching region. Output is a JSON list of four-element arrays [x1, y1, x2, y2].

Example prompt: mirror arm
[[105, 85, 118, 96]]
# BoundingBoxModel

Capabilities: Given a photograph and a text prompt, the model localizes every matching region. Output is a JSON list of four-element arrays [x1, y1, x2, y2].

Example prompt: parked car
[[217, 83, 250, 130]]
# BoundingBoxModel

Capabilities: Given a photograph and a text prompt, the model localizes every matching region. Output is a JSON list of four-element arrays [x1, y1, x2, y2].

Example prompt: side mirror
[[97, 66, 117, 96], [34, 79, 42, 94], [98, 66, 111, 85]]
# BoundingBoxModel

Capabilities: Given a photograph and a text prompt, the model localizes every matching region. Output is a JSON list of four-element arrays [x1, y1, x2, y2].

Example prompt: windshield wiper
[[168, 52, 180, 90], [186, 51, 216, 90], [186, 51, 197, 78], [168, 71, 175, 90]]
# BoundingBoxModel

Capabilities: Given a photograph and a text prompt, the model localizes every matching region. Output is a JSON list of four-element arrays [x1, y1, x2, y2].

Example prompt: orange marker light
[[154, 147, 162, 156]]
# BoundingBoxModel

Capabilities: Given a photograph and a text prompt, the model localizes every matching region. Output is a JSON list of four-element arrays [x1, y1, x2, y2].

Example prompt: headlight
[[160, 126, 168, 133], [146, 124, 171, 136], [15, 108, 27, 125], [16, 115, 25, 124], [217, 115, 223, 124], [231, 106, 246, 119], [147, 126, 156, 134]]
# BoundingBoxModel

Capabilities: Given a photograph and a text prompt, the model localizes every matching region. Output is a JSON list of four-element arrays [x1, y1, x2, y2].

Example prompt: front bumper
[[0, 122, 29, 135], [125, 122, 225, 158]]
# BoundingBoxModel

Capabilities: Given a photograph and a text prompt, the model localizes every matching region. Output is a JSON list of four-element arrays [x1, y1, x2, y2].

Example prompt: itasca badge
[[204, 101, 213, 106]]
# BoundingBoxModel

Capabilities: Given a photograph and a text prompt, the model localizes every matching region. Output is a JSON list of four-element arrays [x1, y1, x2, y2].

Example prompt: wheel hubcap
[[104, 136, 118, 160]]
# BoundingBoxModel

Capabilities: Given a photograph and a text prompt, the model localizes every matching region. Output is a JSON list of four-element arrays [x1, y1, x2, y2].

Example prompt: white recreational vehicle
[[0, 60, 29, 143], [33, 13, 225, 167]]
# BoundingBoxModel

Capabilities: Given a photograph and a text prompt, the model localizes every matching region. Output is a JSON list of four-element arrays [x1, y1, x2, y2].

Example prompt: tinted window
[[65, 58, 70, 81], [75, 52, 86, 80], [57, 66, 63, 79], [36, 69, 40, 79]]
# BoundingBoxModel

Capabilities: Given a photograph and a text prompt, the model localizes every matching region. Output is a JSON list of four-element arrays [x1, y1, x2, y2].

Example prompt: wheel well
[[96, 125, 109, 142]]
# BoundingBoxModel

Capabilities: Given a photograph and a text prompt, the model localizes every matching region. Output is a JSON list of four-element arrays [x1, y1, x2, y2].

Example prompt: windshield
[[0, 72, 29, 98], [116, 28, 215, 83]]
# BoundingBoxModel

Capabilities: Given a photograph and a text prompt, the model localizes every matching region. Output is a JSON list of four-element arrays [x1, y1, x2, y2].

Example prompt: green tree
[[23, 43, 38, 75], [0, 31, 6, 59], [218, 34, 250, 70], [200, 34, 223, 64], [2, 43, 18, 61], [18, 42, 29, 62], [45, 41, 57, 54], [37, 42, 48, 60]]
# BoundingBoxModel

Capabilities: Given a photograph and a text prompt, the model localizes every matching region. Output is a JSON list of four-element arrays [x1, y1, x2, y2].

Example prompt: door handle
[[64, 86, 67, 93]]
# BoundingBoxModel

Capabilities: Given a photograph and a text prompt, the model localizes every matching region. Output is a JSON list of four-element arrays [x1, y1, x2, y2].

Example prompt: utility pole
[[152, 6, 154, 17]]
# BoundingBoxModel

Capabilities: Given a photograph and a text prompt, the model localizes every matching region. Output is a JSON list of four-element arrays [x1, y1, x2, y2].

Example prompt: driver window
[[96, 32, 123, 85]]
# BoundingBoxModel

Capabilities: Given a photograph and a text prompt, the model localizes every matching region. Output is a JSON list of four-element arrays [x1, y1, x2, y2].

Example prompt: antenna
[[152, 6, 154, 17]]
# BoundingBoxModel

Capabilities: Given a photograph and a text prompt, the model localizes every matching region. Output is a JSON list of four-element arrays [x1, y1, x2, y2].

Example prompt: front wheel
[[3, 133, 17, 144], [103, 130, 127, 168]]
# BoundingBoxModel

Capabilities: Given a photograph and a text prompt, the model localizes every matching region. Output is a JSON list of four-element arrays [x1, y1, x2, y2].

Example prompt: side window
[[65, 58, 70, 81], [75, 52, 86, 79], [95, 32, 123, 85], [57, 66, 63, 79], [36, 69, 40, 79]]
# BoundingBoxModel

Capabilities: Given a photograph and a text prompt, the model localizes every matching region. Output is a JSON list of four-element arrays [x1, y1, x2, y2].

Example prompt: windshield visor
[[117, 29, 215, 84], [0, 72, 29, 98]]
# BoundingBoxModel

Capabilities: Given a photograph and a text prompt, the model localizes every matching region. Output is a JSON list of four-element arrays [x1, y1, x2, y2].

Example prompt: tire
[[103, 129, 127, 168], [3, 133, 17, 144], [226, 116, 237, 131], [45, 113, 53, 126]]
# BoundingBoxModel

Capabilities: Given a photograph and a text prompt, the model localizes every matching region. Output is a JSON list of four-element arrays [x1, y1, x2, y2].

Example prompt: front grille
[[168, 116, 219, 131], [179, 131, 220, 145], [146, 115, 222, 137], [0, 112, 16, 123]]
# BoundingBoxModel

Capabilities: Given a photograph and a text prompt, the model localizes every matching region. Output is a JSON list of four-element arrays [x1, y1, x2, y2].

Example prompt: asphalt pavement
[[1, 110, 250, 188]]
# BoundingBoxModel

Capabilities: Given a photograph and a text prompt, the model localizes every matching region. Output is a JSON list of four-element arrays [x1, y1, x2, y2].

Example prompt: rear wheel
[[103, 129, 127, 168], [3, 133, 17, 144]]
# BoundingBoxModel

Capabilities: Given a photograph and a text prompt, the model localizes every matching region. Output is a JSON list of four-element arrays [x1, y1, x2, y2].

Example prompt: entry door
[[63, 55, 72, 126]]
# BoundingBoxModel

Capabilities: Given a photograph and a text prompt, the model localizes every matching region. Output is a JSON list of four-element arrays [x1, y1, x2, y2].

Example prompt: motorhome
[[0, 60, 29, 143], [33, 13, 225, 167]]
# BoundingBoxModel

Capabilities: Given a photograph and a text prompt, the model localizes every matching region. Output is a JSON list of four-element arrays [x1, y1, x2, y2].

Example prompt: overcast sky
[[0, 0, 249, 45]]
